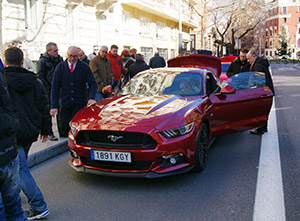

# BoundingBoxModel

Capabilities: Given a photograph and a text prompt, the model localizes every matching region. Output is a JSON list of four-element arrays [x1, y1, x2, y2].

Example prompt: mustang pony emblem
[[107, 135, 123, 142]]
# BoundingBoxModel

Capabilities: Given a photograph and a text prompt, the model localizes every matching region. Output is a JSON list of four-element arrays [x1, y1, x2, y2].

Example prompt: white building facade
[[0, 0, 198, 64]]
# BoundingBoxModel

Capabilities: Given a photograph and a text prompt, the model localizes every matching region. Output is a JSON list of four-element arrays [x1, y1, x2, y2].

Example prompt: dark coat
[[128, 60, 150, 78], [37, 52, 63, 93], [51, 60, 97, 109], [250, 57, 275, 94], [149, 54, 166, 68], [0, 69, 19, 167], [226, 58, 250, 77], [3, 66, 50, 147]]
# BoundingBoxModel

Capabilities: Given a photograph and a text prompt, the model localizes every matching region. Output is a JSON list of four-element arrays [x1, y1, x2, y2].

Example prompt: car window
[[226, 72, 266, 90], [221, 63, 230, 73], [119, 71, 203, 96]]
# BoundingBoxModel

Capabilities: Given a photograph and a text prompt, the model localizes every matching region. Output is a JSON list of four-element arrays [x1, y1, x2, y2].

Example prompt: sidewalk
[[28, 118, 68, 168]]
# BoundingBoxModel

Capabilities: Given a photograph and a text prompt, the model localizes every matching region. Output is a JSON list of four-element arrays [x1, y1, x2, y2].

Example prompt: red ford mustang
[[68, 55, 273, 178]]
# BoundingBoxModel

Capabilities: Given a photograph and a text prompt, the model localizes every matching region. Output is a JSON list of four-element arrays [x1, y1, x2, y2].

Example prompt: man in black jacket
[[3, 46, 51, 220], [246, 50, 275, 135], [38, 42, 63, 141], [149, 51, 166, 68], [226, 48, 250, 77], [0, 68, 26, 220], [128, 53, 150, 78]]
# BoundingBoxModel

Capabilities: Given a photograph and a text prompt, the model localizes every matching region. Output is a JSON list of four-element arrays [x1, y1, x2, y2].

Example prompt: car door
[[208, 71, 273, 137]]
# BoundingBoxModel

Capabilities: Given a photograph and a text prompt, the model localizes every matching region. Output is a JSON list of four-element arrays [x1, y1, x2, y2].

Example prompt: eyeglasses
[[68, 54, 78, 58], [100, 50, 108, 54]]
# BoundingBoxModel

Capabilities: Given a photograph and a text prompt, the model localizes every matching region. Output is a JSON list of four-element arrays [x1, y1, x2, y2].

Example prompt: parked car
[[68, 55, 273, 178], [220, 56, 238, 81]]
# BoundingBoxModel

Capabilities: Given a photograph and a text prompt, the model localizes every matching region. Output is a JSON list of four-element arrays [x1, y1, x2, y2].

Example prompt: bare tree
[[196, 0, 267, 56]]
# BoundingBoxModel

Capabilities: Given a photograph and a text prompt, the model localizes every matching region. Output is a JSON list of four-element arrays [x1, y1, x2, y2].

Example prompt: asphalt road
[[21, 63, 300, 221], [271, 63, 300, 221]]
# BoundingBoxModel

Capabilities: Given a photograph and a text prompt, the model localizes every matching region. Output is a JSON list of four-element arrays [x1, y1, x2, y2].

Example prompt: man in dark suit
[[50, 46, 97, 137], [246, 50, 275, 135]]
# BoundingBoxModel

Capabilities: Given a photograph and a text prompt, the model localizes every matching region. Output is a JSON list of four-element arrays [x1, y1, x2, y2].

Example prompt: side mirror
[[216, 84, 236, 96]]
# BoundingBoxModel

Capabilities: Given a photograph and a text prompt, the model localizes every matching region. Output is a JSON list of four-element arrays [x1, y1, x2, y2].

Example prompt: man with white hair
[[50, 46, 97, 137], [89, 45, 113, 101], [246, 50, 274, 135]]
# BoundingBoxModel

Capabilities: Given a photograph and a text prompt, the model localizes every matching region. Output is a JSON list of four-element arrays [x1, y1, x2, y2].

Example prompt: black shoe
[[48, 135, 58, 141], [250, 128, 267, 135], [25, 208, 49, 220]]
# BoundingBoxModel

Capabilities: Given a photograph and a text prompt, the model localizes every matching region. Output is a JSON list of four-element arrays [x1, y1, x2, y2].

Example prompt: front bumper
[[68, 160, 194, 178]]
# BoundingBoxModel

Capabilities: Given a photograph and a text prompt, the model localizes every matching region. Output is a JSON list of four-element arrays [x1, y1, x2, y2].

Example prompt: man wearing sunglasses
[[38, 42, 63, 141]]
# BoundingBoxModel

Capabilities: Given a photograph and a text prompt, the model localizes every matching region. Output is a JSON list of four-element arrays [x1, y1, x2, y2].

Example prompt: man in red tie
[[50, 46, 97, 137]]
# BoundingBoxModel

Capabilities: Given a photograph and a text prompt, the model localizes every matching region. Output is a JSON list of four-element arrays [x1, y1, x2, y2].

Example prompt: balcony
[[120, 0, 198, 28]]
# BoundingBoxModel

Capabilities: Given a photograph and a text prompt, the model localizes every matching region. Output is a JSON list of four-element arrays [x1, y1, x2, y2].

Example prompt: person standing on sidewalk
[[50, 46, 97, 137], [38, 42, 63, 141], [3, 46, 51, 220], [0, 68, 27, 221], [89, 45, 113, 101], [106, 44, 124, 92], [149, 51, 166, 68]]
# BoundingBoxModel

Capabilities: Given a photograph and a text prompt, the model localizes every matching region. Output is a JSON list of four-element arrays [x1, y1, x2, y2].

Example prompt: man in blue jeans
[[3, 46, 51, 219], [0, 68, 26, 220]]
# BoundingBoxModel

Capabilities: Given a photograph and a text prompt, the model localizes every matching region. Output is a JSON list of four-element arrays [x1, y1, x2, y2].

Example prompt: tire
[[193, 123, 208, 172]]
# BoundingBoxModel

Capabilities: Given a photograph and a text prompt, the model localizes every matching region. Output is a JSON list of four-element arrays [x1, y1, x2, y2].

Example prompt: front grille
[[81, 157, 152, 170], [75, 130, 157, 149]]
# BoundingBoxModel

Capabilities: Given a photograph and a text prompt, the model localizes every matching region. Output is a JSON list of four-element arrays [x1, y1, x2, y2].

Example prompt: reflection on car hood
[[73, 95, 197, 131]]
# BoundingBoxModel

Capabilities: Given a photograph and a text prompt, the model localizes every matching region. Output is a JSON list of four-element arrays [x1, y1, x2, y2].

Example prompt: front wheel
[[193, 123, 208, 172]]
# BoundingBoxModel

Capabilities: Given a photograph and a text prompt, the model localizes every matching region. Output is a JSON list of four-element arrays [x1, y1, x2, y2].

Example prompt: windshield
[[119, 71, 204, 96]]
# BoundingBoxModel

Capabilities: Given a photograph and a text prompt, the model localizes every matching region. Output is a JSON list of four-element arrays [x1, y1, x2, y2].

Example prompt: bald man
[[50, 46, 97, 137]]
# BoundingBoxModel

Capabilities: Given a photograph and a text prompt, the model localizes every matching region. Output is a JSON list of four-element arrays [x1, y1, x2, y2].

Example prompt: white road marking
[[253, 97, 286, 221]]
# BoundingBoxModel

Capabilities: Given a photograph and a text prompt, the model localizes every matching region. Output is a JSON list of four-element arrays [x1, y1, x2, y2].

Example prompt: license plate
[[90, 150, 132, 163]]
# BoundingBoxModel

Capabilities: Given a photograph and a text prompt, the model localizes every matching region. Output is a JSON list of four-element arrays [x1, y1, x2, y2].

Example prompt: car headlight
[[69, 122, 78, 135], [160, 122, 195, 139]]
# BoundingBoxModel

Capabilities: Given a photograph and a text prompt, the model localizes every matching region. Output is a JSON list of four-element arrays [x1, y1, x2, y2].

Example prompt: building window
[[283, 6, 287, 14], [275, 8, 278, 14], [24, 0, 40, 30], [265, 41, 268, 48], [270, 51, 272, 56], [270, 29, 273, 36], [266, 30, 268, 37], [266, 51, 268, 56], [156, 22, 166, 39], [283, 18, 287, 23], [141, 47, 153, 64], [270, 9, 273, 15], [122, 11, 131, 33], [297, 39, 300, 47], [139, 16, 150, 36], [270, 40, 272, 47], [274, 27, 277, 34], [157, 48, 168, 61], [298, 5, 300, 12], [171, 49, 175, 58]]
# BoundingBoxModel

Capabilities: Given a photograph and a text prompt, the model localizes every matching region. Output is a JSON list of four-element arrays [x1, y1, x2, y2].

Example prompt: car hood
[[72, 95, 200, 132]]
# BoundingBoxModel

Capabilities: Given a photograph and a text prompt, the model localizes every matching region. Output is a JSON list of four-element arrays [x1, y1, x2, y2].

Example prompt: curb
[[28, 140, 69, 168]]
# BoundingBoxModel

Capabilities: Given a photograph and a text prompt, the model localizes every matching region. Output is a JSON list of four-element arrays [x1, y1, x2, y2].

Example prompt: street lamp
[[255, 35, 261, 56]]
